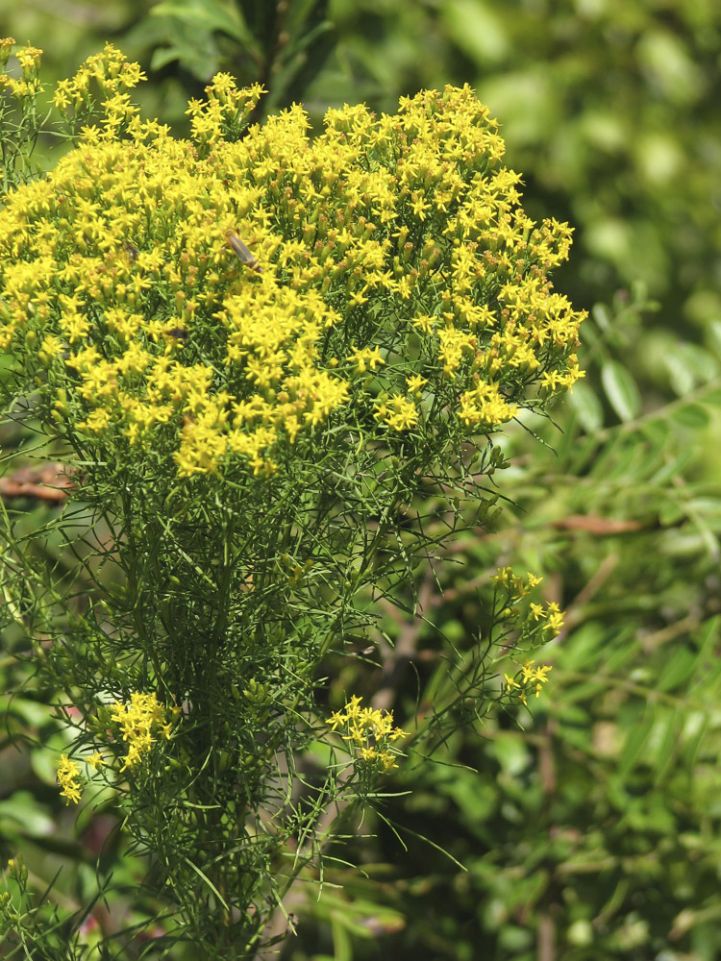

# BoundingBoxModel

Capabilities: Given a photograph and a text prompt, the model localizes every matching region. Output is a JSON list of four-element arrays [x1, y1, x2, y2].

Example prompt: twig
[[0, 462, 73, 503]]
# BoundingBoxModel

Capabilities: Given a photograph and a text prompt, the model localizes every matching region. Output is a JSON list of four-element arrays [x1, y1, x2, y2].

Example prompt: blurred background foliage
[[1, 1, 721, 959]]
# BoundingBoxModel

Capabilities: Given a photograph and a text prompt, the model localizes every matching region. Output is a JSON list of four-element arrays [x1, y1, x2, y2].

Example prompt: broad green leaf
[[568, 380, 604, 432], [0, 792, 55, 837], [30, 731, 72, 786], [591, 302, 612, 332], [441, 0, 509, 64], [602, 361, 641, 422], [708, 319, 721, 358], [491, 733, 529, 777], [152, 0, 258, 50], [0, 695, 51, 728], [665, 344, 718, 396], [657, 647, 698, 693], [671, 403, 711, 428]]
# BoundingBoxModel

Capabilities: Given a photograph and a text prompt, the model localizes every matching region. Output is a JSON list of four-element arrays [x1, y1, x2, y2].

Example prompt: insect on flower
[[225, 229, 263, 272], [165, 325, 188, 341]]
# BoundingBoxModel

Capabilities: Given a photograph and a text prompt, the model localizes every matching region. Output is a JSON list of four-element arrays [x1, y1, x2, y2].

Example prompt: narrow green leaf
[[331, 916, 354, 960], [182, 856, 230, 911], [651, 710, 682, 785], [618, 710, 655, 779]]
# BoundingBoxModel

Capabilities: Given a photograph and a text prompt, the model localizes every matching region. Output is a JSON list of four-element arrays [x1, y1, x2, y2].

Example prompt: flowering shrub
[[1, 48, 583, 478], [0, 42, 580, 959]]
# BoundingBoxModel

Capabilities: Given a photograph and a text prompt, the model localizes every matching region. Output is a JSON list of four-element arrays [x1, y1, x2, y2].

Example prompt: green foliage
[[125, 0, 336, 119], [287, 288, 721, 961], [0, 43, 579, 960], [1, 4, 721, 960]]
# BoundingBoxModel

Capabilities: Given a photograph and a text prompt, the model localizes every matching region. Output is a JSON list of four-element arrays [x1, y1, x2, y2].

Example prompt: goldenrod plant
[[0, 42, 581, 959]]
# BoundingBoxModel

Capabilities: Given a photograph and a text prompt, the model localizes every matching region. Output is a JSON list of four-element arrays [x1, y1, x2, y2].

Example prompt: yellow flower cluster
[[493, 567, 544, 598], [0, 46, 586, 479], [110, 692, 173, 771], [186, 74, 265, 148], [52, 42, 146, 120], [375, 394, 419, 431], [56, 753, 82, 805], [504, 660, 553, 705], [0, 40, 42, 98], [529, 600, 565, 635], [329, 695, 408, 772]]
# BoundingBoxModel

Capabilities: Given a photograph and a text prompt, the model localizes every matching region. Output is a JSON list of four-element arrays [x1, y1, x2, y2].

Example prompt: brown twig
[[550, 514, 642, 535], [537, 913, 556, 961], [0, 462, 73, 503]]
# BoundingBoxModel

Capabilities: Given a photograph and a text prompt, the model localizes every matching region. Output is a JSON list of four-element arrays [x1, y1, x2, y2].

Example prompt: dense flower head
[[329, 695, 408, 771], [109, 692, 173, 770], [0, 40, 42, 98], [493, 567, 544, 598], [56, 753, 82, 804], [0, 46, 585, 480], [51, 42, 146, 120], [504, 660, 553, 705], [529, 600, 565, 634]]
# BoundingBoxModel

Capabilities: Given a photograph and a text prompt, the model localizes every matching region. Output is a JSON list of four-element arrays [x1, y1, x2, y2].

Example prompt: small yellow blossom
[[110, 692, 172, 771], [504, 661, 553, 705], [521, 661, 553, 697], [493, 567, 544, 599], [406, 374, 427, 393], [57, 754, 82, 805], [329, 696, 408, 772], [529, 600, 565, 634], [545, 601, 565, 634], [375, 395, 418, 431], [349, 345, 384, 373], [412, 314, 436, 334]]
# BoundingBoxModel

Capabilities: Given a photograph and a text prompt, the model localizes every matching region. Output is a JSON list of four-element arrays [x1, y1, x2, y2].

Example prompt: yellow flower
[[505, 661, 553, 704], [110, 692, 172, 771], [0, 65, 584, 484], [57, 754, 82, 805], [411, 315, 436, 334], [328, 697, 407, 772], [458, 382, 517, 427], [545, 602, 565, 634], [349, 345, 384, 373], [522, 661, 553, 697], [406, 374, 427, 393], [375, 395, 418, 431]]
